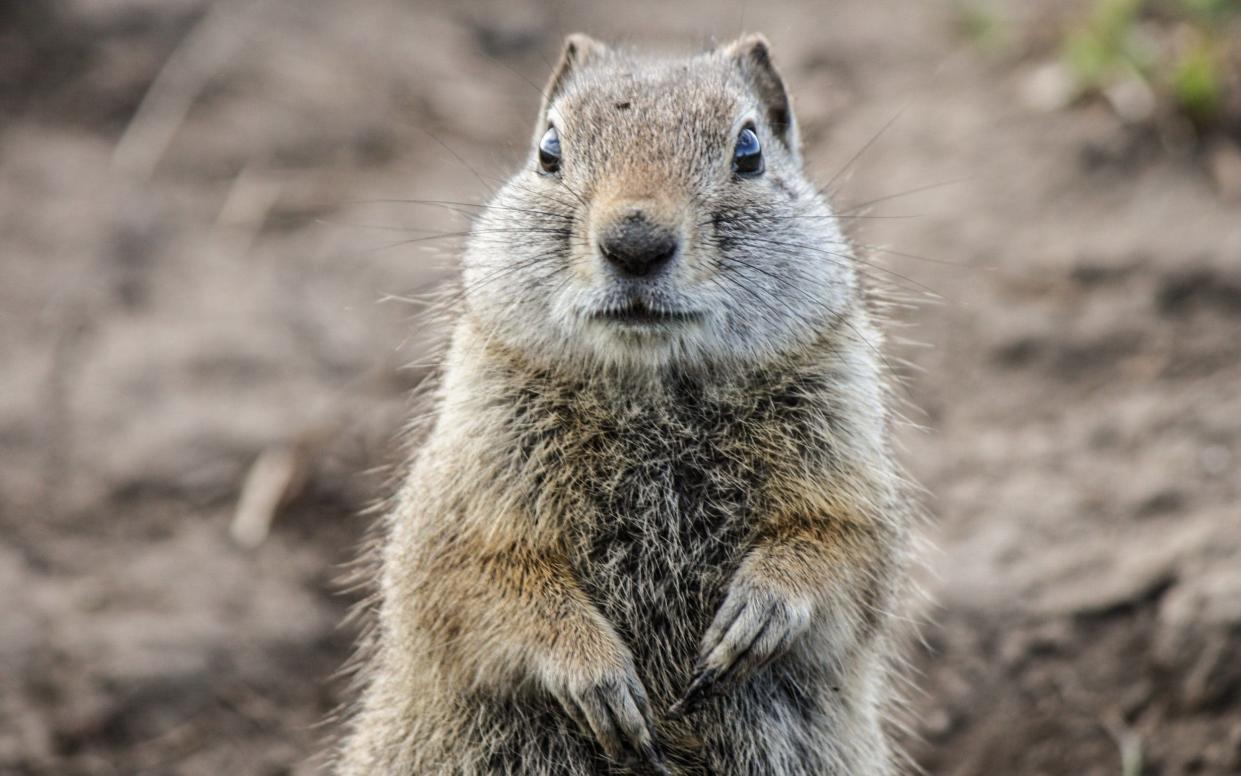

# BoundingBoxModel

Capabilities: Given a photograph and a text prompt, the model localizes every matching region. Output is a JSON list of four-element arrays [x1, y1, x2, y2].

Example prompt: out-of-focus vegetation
[[954, 0, 1014, 56], [1063, 0, 1240, 128], [958, 0, 1241, 138]]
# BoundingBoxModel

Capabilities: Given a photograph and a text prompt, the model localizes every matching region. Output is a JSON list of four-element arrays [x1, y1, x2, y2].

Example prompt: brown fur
[[336, 33, 918, 776]]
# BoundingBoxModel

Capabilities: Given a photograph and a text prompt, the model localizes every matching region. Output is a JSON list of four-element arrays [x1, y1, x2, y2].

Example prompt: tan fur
[[336, 33, 918, 776]]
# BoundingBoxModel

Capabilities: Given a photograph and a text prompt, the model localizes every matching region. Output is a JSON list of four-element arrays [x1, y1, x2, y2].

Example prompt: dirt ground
[[2, 0, 1239, 774]]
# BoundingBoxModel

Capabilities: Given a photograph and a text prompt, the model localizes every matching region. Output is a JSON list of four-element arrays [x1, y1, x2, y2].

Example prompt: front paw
[[546, 656, 671, 775], [669, 577, 811, 719]]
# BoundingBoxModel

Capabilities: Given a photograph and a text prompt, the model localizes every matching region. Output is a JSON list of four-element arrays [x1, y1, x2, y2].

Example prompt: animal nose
[[598, 212, 679, 278]]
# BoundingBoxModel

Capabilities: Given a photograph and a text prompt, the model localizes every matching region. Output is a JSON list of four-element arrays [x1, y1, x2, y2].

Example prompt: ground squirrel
[[337, 33, 916, 776]]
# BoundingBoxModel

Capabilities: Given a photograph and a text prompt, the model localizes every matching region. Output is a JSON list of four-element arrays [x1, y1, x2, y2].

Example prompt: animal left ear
[[721, 34, 799, 156], [540, 33, 609, 121]]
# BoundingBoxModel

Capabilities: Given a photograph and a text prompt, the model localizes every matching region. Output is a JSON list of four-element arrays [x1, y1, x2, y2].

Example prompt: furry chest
[[562, 431, 763, 696]]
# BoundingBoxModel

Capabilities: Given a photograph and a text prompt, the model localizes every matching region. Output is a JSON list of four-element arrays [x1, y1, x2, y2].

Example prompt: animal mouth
[[590, 299, 702, 326]]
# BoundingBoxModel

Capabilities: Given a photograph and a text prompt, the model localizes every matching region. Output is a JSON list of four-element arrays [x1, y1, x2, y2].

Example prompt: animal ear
[[721, 34, 799, 154], [540, 33, 608, 118]]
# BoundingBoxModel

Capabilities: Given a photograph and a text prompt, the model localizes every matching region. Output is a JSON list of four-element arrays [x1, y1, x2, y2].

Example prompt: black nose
[[598, 213, 679, 278]]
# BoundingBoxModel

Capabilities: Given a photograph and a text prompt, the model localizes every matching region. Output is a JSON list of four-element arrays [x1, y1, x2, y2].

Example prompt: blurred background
[[2, 0, 1239, 773]]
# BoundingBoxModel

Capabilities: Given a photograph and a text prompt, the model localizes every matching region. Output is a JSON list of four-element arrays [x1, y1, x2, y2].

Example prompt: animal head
[[462, 34, 857, 371]]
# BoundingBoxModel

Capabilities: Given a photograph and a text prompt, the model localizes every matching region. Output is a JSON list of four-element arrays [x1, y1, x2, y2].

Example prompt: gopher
[[336, 33, 917, 776]]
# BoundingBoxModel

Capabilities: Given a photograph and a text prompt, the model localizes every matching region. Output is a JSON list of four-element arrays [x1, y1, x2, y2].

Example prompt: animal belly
[[572, 502, 749, 703]]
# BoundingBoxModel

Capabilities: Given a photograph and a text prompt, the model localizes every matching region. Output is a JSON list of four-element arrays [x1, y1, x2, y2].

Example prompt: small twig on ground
[[230, 443, 308, 549], [217, 164, 287, 257], [111, 0, 249, 180], [1103, 713, 1144, 776]]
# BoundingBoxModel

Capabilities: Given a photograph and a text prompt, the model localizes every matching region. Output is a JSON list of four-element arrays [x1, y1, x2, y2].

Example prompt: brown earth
[[2, 1, 1239, 774]]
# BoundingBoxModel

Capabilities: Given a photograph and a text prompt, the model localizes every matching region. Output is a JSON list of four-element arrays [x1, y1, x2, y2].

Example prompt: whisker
[[819, 104, 907, 197], [314, 217, 448, 234], [706, 260, 786, 334], [837, 177, 972, 215], [719, 252, 834, 318], [501, 179, 581, 215], [553, 176, 591, 211], [449, 244, 575, 301], [411, 124, 501, 201], [705, 233, 848, 322], [464, 34, 554, 105], [846, 241, 976, 270], [431, 264, 568, 323], [725, 234, 943, 299], [713, 250, 895, 372], [358, 227, 573, 257], [700, 212, 923, 229], [345, 198, 573, 222]]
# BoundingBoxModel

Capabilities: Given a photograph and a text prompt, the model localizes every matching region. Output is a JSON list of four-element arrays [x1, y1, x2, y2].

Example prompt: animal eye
[[733, 126, 763, 176], [538, 127, 561, 173]]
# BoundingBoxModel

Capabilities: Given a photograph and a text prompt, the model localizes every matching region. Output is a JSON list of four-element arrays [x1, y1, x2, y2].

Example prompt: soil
[[2, 1, 1239, 774]]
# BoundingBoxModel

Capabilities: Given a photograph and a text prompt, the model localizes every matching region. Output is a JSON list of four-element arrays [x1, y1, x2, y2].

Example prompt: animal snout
[[597, 211, 679, 278]]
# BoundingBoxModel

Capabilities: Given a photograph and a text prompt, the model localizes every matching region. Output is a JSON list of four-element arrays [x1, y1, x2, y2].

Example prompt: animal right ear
[[540, 33, 607, 118], [721, 34, 799, 156]]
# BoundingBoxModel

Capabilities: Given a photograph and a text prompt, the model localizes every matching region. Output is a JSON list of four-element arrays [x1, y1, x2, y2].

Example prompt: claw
[[640, 740, 672, 776], [667, 667, 720, 720]]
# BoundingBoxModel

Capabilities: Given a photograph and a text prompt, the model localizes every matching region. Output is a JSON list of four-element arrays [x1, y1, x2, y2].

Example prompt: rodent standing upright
[[337, 33, 917, 776]]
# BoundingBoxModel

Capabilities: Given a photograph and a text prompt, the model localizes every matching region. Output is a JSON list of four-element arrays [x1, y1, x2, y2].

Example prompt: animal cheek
[[677, 245, 720, 285], [770, 174, 797, 200], [557, 239, 598, 284]]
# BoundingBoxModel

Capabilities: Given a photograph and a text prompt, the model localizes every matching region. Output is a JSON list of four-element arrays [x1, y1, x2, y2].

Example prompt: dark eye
[[538, 127, 561, 173], [733, 126, 763, 176]]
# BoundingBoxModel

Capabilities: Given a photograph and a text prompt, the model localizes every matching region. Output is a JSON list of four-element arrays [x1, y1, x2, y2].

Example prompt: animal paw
[[669, 577, 811, 719], [548, 657, 671, 775]]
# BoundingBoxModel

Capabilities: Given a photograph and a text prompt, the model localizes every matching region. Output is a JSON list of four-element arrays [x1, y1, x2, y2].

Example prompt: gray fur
[[336, 34, 915, 776]]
